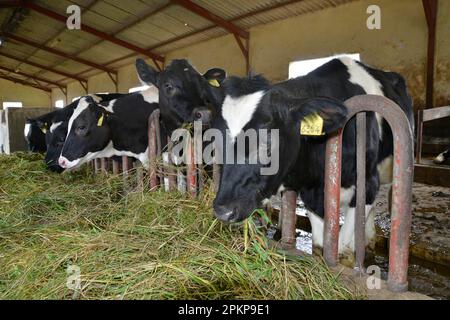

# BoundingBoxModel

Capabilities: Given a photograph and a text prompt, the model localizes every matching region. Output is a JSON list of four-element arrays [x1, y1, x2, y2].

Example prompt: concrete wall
[[27, 0, 450, 111], [0, 78, 51, 109]]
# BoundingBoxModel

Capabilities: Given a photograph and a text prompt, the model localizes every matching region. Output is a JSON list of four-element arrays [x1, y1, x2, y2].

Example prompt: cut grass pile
[[0, 153, 363, 300]]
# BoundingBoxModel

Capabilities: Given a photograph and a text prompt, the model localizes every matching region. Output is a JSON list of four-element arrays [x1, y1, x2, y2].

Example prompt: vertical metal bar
[[112, 159, 120, 175], [167, 136, 177, 191], [186, 133, 197, 197], [148, 114, 158, 190], [323, 129, 343, 267], [355, 113, 366, 271], [94, 158, 100, 174], [280, 190, 297, 246], [213, 163, 221, 193], [100, 158, 107, 174], [416, 110, 423, 164], [387, 126, 414, 292]]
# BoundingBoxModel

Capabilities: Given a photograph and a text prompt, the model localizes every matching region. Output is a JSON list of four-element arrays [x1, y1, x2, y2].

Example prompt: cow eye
[[75, 125, 88, 136], [164, 82, 176, 96]]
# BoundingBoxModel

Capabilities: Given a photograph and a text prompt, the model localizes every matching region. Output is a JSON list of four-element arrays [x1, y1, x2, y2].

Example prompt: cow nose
[[193, 108, 212, 124], [58, 157, 67, 168], [214, 205, 237, 223]]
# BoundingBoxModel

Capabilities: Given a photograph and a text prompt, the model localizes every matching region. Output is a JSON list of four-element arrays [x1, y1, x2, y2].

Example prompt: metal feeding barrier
[[280, 95, 414, 292], [90, 95, 414, 293]]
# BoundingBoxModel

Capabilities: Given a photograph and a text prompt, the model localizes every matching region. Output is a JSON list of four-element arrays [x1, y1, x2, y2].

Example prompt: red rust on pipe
[[341, 95, 413, 292], [323, 129, 342, 267], [122, 156, 129, 172], [355, 112, 367, 271], [280, 190, 298, 246]]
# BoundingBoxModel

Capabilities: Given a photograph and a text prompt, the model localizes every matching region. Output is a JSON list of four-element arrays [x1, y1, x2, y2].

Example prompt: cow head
[[59, 96, 112, 170], [135, 58, 226, 132], [25, 117, 48, 153], [43, 120, 68, 173], [213, 75, 348, 223]]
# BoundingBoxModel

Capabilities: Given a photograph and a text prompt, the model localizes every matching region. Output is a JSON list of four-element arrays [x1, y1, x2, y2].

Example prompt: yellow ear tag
[[300, 113, 325, 136], [41, 124, 48, 134], [97, 114, 105, 127], [208, 79, 220, 88]]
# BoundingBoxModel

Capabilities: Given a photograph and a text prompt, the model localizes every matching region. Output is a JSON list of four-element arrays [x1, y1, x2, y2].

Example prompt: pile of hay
[[0, 153, 363, 300]]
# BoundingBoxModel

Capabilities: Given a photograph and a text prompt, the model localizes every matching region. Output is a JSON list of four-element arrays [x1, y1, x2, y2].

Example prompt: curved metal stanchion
[[324, 95, 414, 292]]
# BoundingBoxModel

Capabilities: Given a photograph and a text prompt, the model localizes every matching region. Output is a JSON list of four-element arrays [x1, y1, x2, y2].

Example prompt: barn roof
[[0, 0, 357, 91]]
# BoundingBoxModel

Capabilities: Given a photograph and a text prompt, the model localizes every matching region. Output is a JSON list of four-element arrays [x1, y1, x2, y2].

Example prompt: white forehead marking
[[222, 90, 265, 141], [140, 85, 159, 103], [50, 121, 63, 133], [339, 57, 384, 139], [24, 123, 31, 139], [66, 97, 90, 139]]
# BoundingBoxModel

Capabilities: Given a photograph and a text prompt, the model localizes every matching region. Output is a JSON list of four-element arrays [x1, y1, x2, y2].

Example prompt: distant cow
[[58, 88, 159, 170], [24, 117, 50, 153], [31, 94, 125, 172], [211, 57, 413, 262]]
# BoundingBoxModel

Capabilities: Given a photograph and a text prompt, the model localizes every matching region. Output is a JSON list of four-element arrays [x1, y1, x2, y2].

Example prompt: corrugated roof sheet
[[0, 0, 357, 88]]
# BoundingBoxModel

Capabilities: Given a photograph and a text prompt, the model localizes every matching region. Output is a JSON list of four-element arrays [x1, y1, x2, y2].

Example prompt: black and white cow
[[135, 58, 226, 134], [41, 94, 125, 172], [58, 88, 159, 170], [210, 57, 414, 260], [434, 148, 450, 164], [24, 116, 51, 153]]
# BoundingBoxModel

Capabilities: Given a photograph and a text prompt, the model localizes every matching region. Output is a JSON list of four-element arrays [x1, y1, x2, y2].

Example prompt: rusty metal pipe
[[280, 190, 297, 246], [324, 95, 413, 291], [324, 130, 342, 267], [355, 112, 367, 271]]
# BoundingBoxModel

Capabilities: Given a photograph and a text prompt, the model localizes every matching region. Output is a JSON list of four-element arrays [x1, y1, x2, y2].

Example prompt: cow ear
[[135, 58, 159, 87], [288, 97, 348, 135], [203, 68, 226, 87]]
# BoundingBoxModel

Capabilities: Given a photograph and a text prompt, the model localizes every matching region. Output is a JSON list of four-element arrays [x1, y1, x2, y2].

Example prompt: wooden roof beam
[[0, 51, 87, 83], [170, 0, 249, 39], [0, 72, 52, 92]]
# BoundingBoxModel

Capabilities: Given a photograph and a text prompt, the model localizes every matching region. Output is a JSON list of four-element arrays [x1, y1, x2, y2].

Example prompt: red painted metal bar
[[324, 95, 414, 292], [100, 158, 108, 174], [4, 33, 116, 74], [0, 52, 87, 83], [323, 129, 342, 267], [0, 73, 52, 92], [355, 112, 367, 271], [148, 110, 160, 190], [186, 134, 197, 197], [171, 0, 249, 39], [280, 190, 298, 246]]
